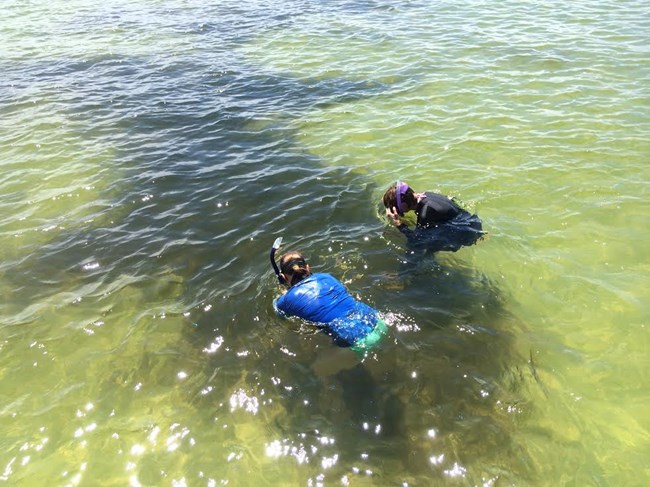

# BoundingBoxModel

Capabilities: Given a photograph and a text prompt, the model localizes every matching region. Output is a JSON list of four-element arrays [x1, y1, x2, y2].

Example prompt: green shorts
[[350, 319, 388, 357]]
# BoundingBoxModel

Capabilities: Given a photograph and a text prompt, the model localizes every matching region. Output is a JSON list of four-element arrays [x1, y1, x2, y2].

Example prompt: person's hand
[[385, 206, 402, 226]]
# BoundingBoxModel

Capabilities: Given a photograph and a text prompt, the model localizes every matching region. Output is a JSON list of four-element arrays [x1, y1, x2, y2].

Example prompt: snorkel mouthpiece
[[270, 237, 285, 284], [395, 180, 408, 215]]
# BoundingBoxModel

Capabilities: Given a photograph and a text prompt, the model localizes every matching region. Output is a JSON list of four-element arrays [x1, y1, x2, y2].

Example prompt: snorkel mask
[[395, 180, 409, 215], [270, 237, 285, 284]]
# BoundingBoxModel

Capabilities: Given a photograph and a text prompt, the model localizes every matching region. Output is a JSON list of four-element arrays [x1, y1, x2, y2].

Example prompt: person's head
[[279, 251, 311, 287], [383, 181, 417, 215]]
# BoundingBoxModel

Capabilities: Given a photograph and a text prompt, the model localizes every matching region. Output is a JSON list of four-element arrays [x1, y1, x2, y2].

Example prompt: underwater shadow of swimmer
[[369, 249, 544, 477], [371, 241, 506, 331], [334, 362, 406, 437]]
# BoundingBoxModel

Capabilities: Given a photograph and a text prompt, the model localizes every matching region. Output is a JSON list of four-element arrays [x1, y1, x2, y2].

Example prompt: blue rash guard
[[273, 273, 379, 348]]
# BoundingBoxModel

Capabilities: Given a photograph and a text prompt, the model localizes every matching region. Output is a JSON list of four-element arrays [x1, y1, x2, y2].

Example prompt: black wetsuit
[[397, 192, 484, 252], [415, 192, 462, 227]]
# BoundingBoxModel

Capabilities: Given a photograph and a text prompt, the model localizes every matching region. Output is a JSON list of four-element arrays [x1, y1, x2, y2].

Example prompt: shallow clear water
[[1, 0, 648, 485]]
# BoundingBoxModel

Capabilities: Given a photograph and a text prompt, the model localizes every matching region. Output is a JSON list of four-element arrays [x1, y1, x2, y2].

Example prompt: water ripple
[[1, 0, 649, 485]]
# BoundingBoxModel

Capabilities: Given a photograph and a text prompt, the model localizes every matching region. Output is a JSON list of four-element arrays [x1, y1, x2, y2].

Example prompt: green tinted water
[[1, 1, 648, 485]]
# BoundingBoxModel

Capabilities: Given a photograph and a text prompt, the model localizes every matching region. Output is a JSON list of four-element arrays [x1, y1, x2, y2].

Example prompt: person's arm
[[386, 206, 417, 239], [396, 223, 417, 240], [273, 294, 289, 318]]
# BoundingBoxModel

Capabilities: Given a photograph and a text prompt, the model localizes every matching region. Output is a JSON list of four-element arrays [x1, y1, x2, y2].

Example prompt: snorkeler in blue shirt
[[272, 250, 387, 355]]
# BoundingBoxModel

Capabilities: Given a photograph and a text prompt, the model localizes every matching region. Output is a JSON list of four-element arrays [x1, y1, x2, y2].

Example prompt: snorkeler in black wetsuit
[[383, 181, 485, 252]]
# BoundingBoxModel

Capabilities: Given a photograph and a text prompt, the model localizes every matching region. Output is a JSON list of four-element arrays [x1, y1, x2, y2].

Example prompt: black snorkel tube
[[270, 237, 285, 284]]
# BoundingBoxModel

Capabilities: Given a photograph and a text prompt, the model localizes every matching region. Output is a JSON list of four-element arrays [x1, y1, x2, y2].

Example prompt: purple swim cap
[[395, 180, 409, 215]]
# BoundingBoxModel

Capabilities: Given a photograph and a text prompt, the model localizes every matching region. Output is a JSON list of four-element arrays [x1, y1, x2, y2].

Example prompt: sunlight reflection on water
[[1, 0, 649, 485]]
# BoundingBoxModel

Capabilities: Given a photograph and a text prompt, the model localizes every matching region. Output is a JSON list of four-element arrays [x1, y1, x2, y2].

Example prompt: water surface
[[1, 0, 648, 485]]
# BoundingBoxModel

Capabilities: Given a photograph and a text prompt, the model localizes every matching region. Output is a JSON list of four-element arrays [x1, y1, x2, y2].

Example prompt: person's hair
[[382, 182, 416, 213], [279, 251, 310, 286]]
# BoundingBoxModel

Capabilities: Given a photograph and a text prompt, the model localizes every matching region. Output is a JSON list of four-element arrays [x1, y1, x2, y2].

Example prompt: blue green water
[[1, 0, 648, 485]]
